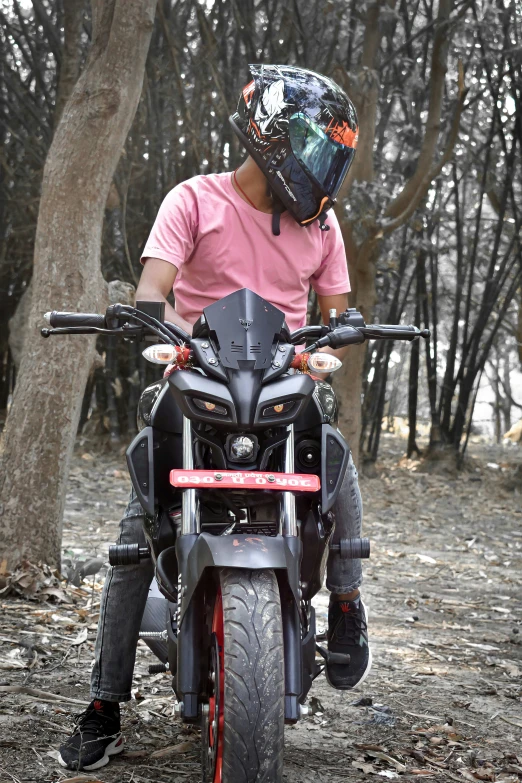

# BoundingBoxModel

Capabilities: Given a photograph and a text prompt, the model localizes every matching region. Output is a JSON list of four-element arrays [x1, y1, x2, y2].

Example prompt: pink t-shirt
[[141, 172, 350, 333]]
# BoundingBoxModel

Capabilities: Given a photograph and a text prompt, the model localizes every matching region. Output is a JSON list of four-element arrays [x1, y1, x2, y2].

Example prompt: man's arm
[[136, 257, 192, 333], [317, 292, 349, 362]]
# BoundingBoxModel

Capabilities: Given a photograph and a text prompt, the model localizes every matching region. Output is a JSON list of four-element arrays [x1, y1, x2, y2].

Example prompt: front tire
[[203, 568, 285, 783]]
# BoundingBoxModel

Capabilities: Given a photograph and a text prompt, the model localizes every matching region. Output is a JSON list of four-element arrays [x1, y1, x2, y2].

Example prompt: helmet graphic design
[[230, 65, 358, 231], [253, 79, 288, 137]]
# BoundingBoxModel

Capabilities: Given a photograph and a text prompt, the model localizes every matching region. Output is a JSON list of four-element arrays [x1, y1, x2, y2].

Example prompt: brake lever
[[41, 326, 143, 338], [306, 325, 365, 352]]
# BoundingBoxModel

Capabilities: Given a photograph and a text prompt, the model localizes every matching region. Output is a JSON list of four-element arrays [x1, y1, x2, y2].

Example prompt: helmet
[[229, 64, 358, 233]]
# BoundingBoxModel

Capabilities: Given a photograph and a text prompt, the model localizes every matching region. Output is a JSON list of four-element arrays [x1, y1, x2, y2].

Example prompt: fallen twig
[[0, 685, 87, 706], [0, 766, 22, 783], [497, 713, 522, 729]]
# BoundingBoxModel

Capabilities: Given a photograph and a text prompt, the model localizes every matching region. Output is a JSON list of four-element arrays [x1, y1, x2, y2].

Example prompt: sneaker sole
[[325, 599, 373, 691], [58, 734, 124, 771]]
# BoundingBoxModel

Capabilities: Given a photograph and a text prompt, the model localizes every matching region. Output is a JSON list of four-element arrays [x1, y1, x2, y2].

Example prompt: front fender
[[175, 533, 301, 625]]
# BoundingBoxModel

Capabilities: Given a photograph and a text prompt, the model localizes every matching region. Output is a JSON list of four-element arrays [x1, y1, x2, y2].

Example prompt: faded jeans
[[90, 454, 363, 701]]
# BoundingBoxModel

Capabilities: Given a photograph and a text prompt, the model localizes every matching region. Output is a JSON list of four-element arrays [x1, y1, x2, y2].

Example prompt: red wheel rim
[[208, 590, 224, 783]]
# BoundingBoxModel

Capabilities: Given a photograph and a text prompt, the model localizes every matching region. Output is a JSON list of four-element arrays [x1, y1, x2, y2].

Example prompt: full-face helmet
[[229, 64, 358, 234]]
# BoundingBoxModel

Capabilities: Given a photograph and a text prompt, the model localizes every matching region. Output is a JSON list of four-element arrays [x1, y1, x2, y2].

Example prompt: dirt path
[[1, 438, 521, 783]]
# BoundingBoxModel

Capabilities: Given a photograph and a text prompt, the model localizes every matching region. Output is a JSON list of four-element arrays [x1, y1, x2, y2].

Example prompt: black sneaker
[[326, 596, 372, 690], [58, 699, 123, 771]]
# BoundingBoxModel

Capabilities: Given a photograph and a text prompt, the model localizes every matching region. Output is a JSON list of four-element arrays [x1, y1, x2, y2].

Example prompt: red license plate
[[170, 469, 320, 492]]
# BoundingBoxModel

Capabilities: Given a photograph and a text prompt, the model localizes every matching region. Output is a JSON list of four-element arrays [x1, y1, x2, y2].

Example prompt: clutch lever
[[41, 325, 143, 338]]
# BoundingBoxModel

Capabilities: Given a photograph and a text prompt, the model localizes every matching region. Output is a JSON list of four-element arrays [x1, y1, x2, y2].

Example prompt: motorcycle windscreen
[[203, 288, 287, 370]]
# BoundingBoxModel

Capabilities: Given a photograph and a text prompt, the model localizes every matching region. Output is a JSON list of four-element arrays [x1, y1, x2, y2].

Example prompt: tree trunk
[[0, 0, 155, 571], [333, 0, 459, 467], [333, 243, 378, 466], [407, 283, 421, 458]]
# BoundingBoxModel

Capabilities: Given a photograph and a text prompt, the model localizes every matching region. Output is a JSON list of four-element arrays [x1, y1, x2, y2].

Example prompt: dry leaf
[[459, 772, 479, 782], [352, 760, 377, 774], [71, 628, 88, 646], [365, 750, 406, 772], [416, 554, 437, 565]]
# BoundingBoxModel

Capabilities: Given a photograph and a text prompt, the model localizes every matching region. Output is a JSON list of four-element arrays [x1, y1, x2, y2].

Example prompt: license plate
[[170, 469, 320, 492]]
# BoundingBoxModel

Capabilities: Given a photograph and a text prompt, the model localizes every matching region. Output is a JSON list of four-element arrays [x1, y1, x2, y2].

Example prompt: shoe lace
[[72, 705, 115, 740], [331, 606, 366, 646]]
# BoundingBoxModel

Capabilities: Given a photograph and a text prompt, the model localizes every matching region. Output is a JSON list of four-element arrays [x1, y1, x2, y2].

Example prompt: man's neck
[[232, 156, 274, 213]]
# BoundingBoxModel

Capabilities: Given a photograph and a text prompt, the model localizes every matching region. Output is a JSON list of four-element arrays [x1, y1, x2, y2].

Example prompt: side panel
[[321, 424, 350, 513], [126, 427, 155, 515], [126, 427, 182, 516]]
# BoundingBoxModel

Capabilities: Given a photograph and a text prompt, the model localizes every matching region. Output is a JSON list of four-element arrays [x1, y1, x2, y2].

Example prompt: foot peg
[[329, 537, 370, 559], [316, 644, 351, 666], [149, 663, 169, 674], [109, 543, 151, 566]]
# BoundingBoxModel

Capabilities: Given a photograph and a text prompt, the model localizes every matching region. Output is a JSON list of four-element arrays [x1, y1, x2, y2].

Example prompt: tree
[[0, 0, 156, 571], [332, 0, 467, 467]]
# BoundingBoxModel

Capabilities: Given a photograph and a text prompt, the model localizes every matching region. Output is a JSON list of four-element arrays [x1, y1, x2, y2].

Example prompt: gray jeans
[[91, 454, 363, 702]]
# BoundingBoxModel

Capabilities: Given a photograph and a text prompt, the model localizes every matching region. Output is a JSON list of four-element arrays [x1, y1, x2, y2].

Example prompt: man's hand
[[137, 257, 192, 333], [315, 293, 350, 377]]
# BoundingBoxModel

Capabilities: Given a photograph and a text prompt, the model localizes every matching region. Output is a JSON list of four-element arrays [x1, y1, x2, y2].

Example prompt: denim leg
[[90, 490, 154, 702], [325, 453, 364, 594]]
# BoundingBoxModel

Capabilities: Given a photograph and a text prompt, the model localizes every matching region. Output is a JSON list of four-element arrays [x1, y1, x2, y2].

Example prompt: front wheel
[[202, 568, 285, 783]]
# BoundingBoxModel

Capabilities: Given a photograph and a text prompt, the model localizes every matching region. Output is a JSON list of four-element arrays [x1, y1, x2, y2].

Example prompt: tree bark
[[54, 0, 86, 126], [0, 0, 156, 571]]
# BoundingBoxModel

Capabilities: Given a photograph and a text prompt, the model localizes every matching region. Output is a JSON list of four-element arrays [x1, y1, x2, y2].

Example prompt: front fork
[[176, 417, 303, 723], [280, 424, 303, 722]]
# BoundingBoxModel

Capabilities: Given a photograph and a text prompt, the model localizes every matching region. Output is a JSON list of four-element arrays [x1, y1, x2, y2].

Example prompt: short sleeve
[[140, 181, 199, 269], [309, 209, 350, 295]]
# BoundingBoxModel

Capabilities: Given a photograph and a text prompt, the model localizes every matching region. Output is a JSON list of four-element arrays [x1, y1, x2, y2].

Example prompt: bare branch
[[379, 76, 468, 236], [384, 0, 454, 220]]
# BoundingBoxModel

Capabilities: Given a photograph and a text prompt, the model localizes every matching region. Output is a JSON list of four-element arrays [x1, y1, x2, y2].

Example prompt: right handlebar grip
[[45, 311, 106, 328], [372, 324, 417, 332]]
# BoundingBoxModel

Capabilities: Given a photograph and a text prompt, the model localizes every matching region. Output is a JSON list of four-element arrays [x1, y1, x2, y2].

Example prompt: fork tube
[[181, 416, 199, 535], [282, 424, 298, 537]]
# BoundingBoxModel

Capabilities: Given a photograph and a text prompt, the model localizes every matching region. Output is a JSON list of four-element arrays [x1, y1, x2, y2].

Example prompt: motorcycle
[[42, 288, 428, 782]]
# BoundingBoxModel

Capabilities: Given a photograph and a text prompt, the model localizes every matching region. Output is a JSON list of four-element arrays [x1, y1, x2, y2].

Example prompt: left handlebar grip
[[44, 311, 106, 328]]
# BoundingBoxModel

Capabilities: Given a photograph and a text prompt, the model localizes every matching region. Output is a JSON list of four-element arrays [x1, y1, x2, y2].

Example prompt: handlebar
[[41, 304, 191, 345], [301, 322, 429, 352], [41, 304, 430, 356]]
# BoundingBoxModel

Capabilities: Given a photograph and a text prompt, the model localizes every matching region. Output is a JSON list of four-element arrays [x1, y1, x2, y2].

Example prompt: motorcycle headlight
[[262, 401, 295, 417], [192, 397, 228, 415], [230, 435, 255, 460]]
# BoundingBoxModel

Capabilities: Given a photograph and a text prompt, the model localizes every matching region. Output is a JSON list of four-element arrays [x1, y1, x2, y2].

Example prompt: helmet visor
[[289, 112, 355, 199]]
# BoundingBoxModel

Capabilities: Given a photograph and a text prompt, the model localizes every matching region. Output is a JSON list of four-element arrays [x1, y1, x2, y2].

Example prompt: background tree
[[0, 0, 156, 570]]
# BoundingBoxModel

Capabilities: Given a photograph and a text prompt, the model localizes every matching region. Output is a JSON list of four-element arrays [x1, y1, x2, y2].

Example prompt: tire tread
[[220, 568, 284, 783]]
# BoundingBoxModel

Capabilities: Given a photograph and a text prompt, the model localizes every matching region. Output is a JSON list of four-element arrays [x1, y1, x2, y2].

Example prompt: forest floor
[[1, 436, 522, 783]]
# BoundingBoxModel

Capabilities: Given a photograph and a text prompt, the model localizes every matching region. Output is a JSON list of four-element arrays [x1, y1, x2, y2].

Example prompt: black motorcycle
[[43, 288, 428, 783]]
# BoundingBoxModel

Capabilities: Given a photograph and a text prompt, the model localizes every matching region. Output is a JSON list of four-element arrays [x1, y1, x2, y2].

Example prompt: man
[[59, 64, 371, 773]]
